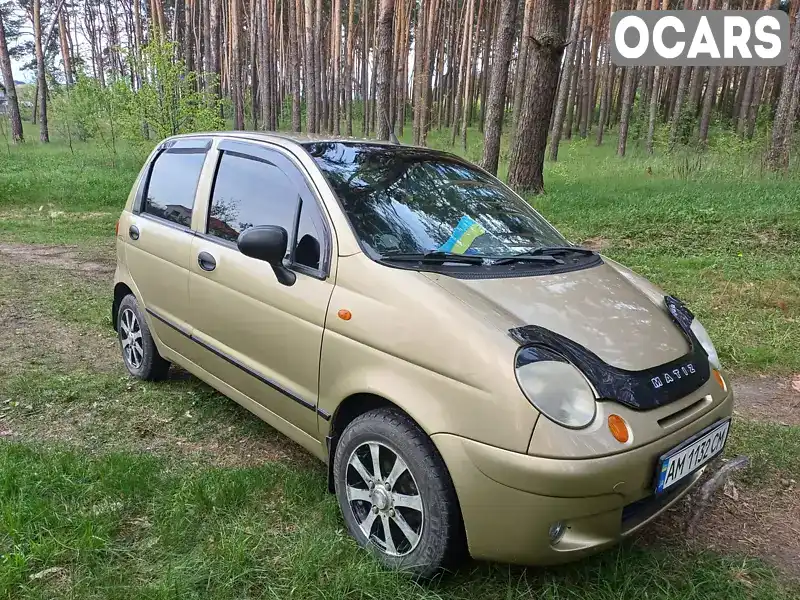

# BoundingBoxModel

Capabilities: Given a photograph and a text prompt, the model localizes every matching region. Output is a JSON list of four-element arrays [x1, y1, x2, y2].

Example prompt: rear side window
[[207, 152, 298, 243], [143, 151, 207, 227]]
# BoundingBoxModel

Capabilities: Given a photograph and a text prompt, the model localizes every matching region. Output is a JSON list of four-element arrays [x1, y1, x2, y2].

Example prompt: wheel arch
[[112, 282, 134, 331], [325, 393, 413, 493]]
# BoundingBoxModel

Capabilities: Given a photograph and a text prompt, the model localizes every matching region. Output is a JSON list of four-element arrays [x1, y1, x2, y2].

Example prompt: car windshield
[[304, 142, 568, 259]]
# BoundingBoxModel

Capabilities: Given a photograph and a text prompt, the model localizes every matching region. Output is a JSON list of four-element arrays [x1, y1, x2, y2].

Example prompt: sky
[[11, 56, 30, 82]]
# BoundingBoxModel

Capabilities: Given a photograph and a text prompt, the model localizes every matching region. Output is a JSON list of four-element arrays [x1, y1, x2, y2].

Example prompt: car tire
[[117, 294, 170, 381], [333, 408, 465, 577]]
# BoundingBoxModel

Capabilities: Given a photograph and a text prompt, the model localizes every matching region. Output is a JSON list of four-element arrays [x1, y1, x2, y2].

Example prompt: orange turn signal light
[[115, 220, 120, 236], [608, 414, 630, 444], [712, 369, 726, 391], [337, 309, 352, 321]]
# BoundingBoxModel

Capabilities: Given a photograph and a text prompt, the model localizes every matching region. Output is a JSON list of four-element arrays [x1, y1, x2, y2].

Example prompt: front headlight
[[690, 318, 721, 369], [515, 360, 597, 429]]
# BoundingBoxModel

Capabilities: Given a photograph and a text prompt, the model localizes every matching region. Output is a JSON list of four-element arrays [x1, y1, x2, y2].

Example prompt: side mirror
[[237, 225, 296, 286]]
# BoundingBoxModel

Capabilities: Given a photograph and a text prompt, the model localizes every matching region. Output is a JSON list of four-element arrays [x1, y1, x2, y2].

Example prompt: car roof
[[166, 130, 412, 148]]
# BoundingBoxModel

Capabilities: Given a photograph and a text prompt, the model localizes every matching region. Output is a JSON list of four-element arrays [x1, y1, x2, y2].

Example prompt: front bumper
[[432, 391, 734, 565]]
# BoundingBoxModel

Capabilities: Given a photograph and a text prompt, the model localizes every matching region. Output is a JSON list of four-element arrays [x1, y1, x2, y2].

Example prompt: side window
[[207, 152, 297, 243], [207, 148, 327, 273], [143, 151, 206, 227], [293, 200, 325, 270]]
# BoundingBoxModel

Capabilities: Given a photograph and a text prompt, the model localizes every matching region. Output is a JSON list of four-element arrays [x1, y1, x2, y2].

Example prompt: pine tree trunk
[[744, 63, 767, 139], [511, 0, 535, 143], [362, 0, 370, 136], [450, 0, 471, 144], [375, 0, 395, 139], [737, 64, 757, 134], [58, 9, 74, 85], [420, 0, 441, 143], [210, 0, 221, 98], [250, 0, 259, 129], [616, 66, 638, 156], [344, 0, 355, 134], [767, 7, 800, 169], [0, 12, 23, 142], [303, 0, 317, 131], [595, 44, 611, 145], [230, 0, 245, 128], [668, 66, 691, 147], [564, 28, 582, 139], [595, 0, 616, 146], [732, 67, 747, 120], [287, 0, 302, 130], [332, 0, 342, 134], [616, 0, 645, 157], [315, 0, 325, 131], [412, 0, 428, 144], [33, 0, 49, 142], [460, 0, 476, 149], [507, 0, 569, 193], [478, 0, 497, 132], [480, 0, 519, 174], [579, 0, 598, 137], [548, 0, 584, 161]]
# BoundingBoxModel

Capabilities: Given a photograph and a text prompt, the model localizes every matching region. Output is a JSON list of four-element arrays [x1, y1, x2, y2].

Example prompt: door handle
[[198, 251, 217, 272], [129, 225, 140, 240]]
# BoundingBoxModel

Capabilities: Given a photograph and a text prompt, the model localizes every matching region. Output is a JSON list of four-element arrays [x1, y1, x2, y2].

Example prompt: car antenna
[[382, 113, 401, 145]]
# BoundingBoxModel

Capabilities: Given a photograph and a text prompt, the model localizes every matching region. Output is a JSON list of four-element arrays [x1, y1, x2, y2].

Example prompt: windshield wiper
[[380, 250, 486, 265], [492, 246, 596, 264], [490, 254, 562, 265], [525, 246, 596, 257]]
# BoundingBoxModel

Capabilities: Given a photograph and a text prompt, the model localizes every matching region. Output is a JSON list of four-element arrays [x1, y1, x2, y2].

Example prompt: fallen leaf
[[29, 566, 65, 581], [774, 300, 789, 312]]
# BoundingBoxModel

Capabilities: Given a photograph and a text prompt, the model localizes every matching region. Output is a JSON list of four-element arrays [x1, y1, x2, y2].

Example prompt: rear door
[[124, 137, 213, 356], [187, 139, 336, 437]]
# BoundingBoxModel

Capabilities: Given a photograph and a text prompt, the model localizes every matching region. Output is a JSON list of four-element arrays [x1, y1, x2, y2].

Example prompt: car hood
[[423, 261, 689, 371]]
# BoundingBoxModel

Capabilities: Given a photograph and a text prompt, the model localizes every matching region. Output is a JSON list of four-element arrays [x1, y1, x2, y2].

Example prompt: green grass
[[0, 443, 796, 600], [0, 369, 310, 466]]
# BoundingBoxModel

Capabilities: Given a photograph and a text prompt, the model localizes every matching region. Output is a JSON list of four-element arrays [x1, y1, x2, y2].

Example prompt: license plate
[[655, 418, 731, 494]]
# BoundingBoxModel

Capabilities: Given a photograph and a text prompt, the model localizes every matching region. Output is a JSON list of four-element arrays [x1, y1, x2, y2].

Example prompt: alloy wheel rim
[[119, 308, 144, 370], [345, 441, 424, 557]]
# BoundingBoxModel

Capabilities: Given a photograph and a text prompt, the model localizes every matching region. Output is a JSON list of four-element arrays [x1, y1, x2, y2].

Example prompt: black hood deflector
[[510, 296, 711, 411]]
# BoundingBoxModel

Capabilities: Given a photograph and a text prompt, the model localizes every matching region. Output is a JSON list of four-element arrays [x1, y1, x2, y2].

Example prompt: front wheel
[[333, 408, 465, 577]]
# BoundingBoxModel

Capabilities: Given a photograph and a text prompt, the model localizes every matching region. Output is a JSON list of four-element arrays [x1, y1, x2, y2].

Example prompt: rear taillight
[[115, 220, 120, 236]]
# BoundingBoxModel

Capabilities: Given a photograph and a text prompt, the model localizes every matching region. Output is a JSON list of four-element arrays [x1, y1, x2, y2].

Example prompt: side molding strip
[[145, 307, 330, 420]]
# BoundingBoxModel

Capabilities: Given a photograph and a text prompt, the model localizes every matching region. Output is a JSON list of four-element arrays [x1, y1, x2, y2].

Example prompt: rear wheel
[[117, 294, 170, 381], [333, 408, 465, 577]]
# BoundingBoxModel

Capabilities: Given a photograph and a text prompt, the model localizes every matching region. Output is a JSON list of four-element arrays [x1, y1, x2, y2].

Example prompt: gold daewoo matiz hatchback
[[113, 132, 734, 576]]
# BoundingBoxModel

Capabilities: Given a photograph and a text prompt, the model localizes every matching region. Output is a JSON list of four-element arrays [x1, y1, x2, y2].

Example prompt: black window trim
[[202, 139, 333, 280]]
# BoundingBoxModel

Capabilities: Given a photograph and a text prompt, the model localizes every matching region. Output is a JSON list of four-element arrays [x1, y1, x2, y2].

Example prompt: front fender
[[317, 328, 538, 453]]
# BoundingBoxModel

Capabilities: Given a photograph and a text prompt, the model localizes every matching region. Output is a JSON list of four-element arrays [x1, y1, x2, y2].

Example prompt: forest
[[1, 0, 799, 193]]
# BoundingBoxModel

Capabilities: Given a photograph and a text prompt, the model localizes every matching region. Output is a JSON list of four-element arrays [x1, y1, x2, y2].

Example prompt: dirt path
[[0, 241, 798, 578], [732, 375, 800, 427], [0, 241, 312, 468]]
